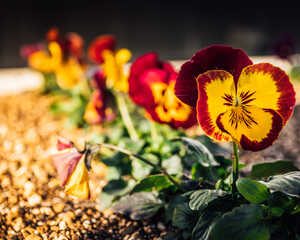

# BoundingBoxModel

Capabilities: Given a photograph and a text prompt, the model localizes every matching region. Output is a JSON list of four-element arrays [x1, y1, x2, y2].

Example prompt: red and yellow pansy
[[88, 35, 131, 92], [175, 45, 296, 151], [52, 137, 90, 199], [84, 70, 115, 124], [129, 53, 197, 129], [28, 41, 85, 90]]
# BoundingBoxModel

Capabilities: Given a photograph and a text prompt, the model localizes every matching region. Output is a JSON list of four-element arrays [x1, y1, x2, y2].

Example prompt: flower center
[[222, 90, 257, 129]]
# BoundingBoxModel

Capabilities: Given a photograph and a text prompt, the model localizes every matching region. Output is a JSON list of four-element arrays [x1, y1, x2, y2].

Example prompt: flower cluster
[[25, 31, 295, 200]]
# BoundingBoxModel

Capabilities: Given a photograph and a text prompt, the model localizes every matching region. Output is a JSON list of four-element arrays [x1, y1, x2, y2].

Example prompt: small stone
[[23, 181, 35, 197], [13, 217, 24, 232], [53, 203, 65, 213], [27, 194, 41, 206], [25, 234, 42, 240], [82, 220, 90, 229], [59, 221, 67, 230]]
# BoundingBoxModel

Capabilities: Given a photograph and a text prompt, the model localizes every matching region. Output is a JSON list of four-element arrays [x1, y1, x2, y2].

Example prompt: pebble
[[59, 221, 67, 230], [28, 194, 42, 206]]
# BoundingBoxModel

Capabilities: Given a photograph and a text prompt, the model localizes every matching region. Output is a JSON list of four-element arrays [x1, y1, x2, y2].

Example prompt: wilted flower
[[84, 70, 115, 124], [128, 53, 197, 129], [52, 137, 90, 199], [176, 45, 296, 151]]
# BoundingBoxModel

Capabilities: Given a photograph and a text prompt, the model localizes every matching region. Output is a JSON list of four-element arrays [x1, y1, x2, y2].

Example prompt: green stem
[[97, 143, 184, 191], [115, 92, 139, 141], [232, 141, 239, 194]]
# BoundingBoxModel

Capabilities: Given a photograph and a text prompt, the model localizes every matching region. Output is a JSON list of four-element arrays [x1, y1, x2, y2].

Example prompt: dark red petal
[[88, 35, 116, 64], [92, 70, 106, 91], [175, 45, 253, 107], [130, 69, 168, 108], [129, 53, 159, 77]]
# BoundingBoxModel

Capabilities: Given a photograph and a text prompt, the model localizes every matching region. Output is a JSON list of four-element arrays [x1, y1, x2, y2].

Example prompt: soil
[[0, 92, 170, 240]]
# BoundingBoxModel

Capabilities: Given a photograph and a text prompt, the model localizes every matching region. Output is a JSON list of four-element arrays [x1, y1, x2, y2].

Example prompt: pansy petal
[[52, 150, 82, 186], [92, 70, 106, 91], [237, 63, 296, 124], [196, 70, 235, 142], [88, 35, 116, 64], [57, 136, 73, 151], [175, 45, 252, 107], [116, 48, 131, 65], [130, 69, 168, 108], [64, 155, 90, 199], [216, 106, 283, 151], [84, 90, 104, 124], [129, 53, 159, 77]]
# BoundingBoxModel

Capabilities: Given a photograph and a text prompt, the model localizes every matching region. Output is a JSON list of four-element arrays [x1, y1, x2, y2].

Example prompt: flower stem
[[115, 92, 139, 141], [97, 143, 184, 191], [232, 141, 239, 194]]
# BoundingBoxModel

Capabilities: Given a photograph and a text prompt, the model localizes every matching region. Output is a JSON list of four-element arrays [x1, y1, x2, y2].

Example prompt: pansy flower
[[128, 53, 197, 129], [101, 48, 132, 92], [175, 45, 296, 151], [84, 70, 115, 124], [46, 27, 84, 61], [52, 137, 90, 199], [28, 41, 85, 89]]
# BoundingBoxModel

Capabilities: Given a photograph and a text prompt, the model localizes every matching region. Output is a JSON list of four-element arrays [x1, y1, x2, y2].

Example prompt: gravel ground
[[0, 92, 170, 240]]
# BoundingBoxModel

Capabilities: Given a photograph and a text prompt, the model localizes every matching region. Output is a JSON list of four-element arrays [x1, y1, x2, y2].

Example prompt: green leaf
[[162, 155, 183, 175], [102, 179, 135, 196], [132, 174, 175, 193], [237, 178, 270, 203], [290, 65, 300, 81], [192, 211, 222, 240], [132, 158, 153, 180], [172, 202, 198, 230], [266, 172, 300, 198], [165, 195, 189, 223], [98, 192, 115, 211], [178, 137, 219, 167], [112, 192, 163, 220], [106, 166, 121, 181], [208, 204, 270, 240], [270, 207, 284, 217], [118, 138, 145, 153], [189, 189, 228, 211], [251, 161, 298, 179]]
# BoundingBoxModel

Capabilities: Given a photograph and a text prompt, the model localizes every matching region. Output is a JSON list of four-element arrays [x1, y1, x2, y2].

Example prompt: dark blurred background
[[1, 1, 300, 68]]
